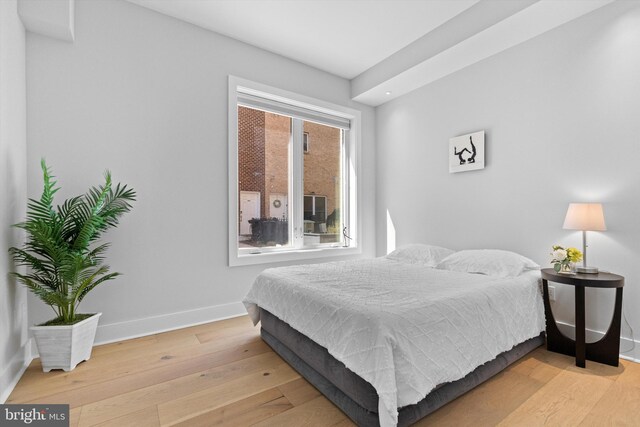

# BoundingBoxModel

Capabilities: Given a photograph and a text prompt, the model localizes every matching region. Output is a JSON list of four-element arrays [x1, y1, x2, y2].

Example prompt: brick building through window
[[238, 106, 341, 243]]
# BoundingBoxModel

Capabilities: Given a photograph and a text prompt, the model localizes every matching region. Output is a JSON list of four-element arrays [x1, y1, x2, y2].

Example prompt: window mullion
[[291, 119, 304, 249]]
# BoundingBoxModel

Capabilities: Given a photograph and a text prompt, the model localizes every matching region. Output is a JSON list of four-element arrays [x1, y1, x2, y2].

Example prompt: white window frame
[[228, 76, 361, 267]]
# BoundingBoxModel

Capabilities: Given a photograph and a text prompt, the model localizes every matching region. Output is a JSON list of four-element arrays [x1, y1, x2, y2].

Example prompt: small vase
[[559, 262, 575, 274]]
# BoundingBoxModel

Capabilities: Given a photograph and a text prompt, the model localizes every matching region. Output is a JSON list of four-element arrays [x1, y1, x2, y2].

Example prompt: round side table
[[541, 268, 624, 368]]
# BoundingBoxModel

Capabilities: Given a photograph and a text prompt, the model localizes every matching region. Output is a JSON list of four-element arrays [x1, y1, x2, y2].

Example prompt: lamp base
[[577, 266, 599, 274]]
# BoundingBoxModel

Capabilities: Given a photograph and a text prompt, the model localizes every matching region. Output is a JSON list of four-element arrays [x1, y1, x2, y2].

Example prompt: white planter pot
[[30, 313, 102, 372]]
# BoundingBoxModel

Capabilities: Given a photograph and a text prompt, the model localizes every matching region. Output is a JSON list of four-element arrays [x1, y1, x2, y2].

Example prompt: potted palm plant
[[9, 160, 135, 372]]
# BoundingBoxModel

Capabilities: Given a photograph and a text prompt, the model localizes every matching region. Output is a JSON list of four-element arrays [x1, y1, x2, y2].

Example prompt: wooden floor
[[8, 315, 640, 426]]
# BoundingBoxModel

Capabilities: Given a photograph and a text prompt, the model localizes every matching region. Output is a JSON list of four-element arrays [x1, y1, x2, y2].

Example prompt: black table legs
[[586, 287, 623, 367], [575, 286, 586, 368], [543, 279, 622, 368]]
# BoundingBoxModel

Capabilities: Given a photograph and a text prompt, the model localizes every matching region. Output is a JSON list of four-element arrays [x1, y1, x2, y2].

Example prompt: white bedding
[[243, 258, 545, 427]]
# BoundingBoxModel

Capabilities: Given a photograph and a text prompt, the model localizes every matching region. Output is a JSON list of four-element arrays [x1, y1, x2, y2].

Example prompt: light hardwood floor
[[8, 315, 640, 426]]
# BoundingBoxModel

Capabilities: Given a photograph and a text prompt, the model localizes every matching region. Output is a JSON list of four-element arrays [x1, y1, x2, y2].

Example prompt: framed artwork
[[449, 130, 485, 173]]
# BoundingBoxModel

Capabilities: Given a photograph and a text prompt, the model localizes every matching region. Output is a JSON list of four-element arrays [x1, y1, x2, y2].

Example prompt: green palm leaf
[[8, 160, 135, 324]]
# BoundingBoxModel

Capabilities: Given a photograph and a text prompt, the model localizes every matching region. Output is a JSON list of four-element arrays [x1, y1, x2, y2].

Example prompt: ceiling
[[125, 0, 615, 106], [125, 0, 480, 79]]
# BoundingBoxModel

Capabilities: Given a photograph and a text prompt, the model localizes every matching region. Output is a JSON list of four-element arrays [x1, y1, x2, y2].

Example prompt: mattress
[[244, 257, 545, 426], [260, 308, 544, 426]]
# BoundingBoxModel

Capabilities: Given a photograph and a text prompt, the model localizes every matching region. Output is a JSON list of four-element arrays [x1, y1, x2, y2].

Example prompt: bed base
[[260, 308, 544, 427]]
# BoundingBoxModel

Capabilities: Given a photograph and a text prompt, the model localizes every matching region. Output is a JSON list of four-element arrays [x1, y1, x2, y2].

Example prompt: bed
[[244, 245, 546, 426]]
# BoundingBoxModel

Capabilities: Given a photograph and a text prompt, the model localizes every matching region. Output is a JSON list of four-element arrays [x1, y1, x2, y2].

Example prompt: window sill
[[229, 245, 361, 267]]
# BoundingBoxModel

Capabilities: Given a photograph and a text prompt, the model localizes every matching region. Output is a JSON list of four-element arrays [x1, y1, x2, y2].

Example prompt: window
[[304, 195, 326, 222], [229, 76, 360, 266], [303, 132, 309, 153]]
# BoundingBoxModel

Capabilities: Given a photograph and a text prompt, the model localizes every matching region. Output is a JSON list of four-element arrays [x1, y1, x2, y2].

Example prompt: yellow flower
[[566, 247, 583, 263]]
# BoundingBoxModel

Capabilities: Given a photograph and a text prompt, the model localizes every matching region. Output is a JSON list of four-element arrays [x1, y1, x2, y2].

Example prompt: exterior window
[[303, 132, 309, 153], [229, 77, 360, 266], [304, 195, 327, 222], [304, 195, 330, 239]]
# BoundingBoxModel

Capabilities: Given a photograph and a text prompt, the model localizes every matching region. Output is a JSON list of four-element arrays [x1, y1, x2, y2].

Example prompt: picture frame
[[449, 130, 485, 173]]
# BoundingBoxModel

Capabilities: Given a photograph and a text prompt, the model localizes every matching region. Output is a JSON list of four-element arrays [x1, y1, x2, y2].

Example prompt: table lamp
[[562, 203, 606, 274]]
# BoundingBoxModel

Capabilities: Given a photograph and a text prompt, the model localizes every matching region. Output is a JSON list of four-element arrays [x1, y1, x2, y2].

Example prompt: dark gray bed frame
[[260, 308, 544, 427]]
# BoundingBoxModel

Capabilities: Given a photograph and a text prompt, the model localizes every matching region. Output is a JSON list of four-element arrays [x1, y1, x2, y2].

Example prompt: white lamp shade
[[563, 203, 606, 231]]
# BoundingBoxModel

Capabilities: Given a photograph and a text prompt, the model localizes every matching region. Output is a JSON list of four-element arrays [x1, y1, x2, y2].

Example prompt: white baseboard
[[0, 344, 33, 403], [93, 301, 247, 346], [556, 321, 640, 363], [29, 301, 247, 357]]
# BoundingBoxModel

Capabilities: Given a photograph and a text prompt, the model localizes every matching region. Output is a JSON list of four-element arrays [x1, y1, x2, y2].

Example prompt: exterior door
[[240, 191, 260, 235]]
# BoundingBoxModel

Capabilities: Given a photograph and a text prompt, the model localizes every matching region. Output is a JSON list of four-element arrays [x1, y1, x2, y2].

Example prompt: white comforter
[[243, 258, 545, 427]]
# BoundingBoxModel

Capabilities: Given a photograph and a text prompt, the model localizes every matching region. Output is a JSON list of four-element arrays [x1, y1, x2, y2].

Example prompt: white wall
[[25, 0, 375, 343], [0, 0, 29, 402], [376, 2, 640, 359]]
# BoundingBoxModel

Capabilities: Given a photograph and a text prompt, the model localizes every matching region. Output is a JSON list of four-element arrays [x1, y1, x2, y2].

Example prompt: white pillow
[[436, 249, 540, 278], [386, 244, 455, 267]]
